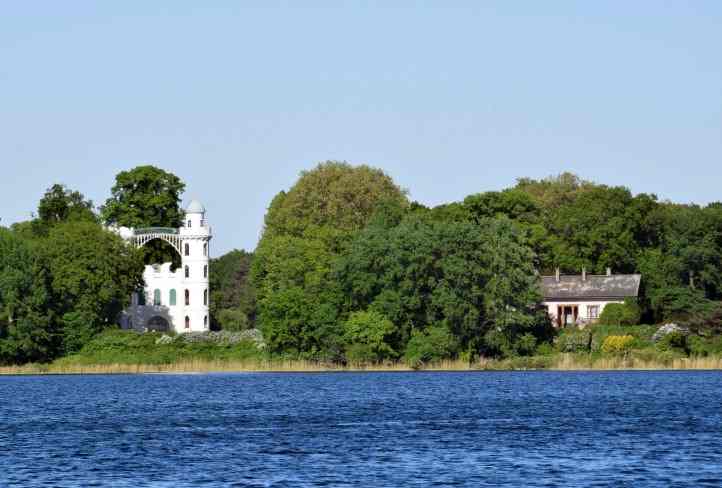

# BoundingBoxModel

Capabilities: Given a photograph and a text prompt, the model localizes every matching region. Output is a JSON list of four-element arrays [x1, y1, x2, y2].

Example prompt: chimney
[[555, 268, 560, 282], [582, 267, 587, 281], [606, 267, 612, 276]]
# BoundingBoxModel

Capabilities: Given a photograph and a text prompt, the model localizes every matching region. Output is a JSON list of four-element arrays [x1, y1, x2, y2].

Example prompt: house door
[[557, 305, 579, 327]]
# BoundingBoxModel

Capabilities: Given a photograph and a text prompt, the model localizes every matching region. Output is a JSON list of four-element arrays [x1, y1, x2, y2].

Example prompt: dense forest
[[2, 163, 722, 366]]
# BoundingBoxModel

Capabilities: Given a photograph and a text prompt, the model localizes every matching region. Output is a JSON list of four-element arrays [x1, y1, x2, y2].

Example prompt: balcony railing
[[134, 227, 179, 235]]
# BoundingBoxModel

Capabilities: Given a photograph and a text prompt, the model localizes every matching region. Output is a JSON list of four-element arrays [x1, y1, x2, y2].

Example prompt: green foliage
[[36, 184, 96, 233], [252, 162, 408, 359], [40, 221, 145, 354], [210, 249, 255, 329], [657, 331, 689, 354], [343, 310, 396, 363], [555, 328, 592, 353], [404, 325, 459, 366], [261, 161, 408, 238], [0, 227, 56, 364], [101, 165, 186, 228], [338, 214, 542, 356], [59, 329, 263, 365], [216, 308, 250, 331], [598, 299, 642, 326]]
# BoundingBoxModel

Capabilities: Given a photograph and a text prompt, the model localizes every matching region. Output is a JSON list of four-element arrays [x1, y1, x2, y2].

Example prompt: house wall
[[543, 299, 624, 327]]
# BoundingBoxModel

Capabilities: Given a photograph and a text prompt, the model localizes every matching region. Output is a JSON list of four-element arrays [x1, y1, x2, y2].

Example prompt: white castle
[[116, 200, 212, 333]]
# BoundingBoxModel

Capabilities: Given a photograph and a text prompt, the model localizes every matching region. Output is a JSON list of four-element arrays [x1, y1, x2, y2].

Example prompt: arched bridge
[[130, 228, 182, 255]]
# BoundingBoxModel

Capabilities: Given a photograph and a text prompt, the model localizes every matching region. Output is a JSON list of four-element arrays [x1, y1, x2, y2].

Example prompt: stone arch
[[147, 316, 170, 332]]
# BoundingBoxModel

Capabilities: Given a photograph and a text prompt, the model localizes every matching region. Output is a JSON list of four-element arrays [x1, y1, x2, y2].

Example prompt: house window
[[185, 316, 190, 329], [203, 289, 208, 306], [184, 265, 190, 278], [138, 291, 146, 306], [187, 220, 192, 228], [184, 243, 190, 256], [153, 289, 161, 306], [203, 265, 208, 278], [588, 305, 600, 320], [203, 243, 208, 256], [169, 289, 176, 306], [204, 316, 208, 329], [185, 289, 190, 306]]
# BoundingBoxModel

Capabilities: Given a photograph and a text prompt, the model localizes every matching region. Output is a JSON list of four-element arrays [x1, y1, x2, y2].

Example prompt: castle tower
[[118, 199, 212, 333], [179, 200, 212, 332]]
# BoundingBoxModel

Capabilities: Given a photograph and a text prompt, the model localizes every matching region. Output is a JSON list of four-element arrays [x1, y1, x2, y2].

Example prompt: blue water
[[1, 372, 722, 487]]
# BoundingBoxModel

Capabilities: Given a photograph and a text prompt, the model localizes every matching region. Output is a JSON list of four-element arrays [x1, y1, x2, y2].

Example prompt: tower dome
[[186, 199, 205, 214]]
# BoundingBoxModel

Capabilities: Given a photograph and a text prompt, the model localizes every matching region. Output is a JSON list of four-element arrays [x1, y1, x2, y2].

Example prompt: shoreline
[[2, 355, 722, 375]]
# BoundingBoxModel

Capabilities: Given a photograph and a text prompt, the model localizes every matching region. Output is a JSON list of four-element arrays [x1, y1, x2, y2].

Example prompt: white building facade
[[118, 200, 212, 333], [541, 269, 641, 328]]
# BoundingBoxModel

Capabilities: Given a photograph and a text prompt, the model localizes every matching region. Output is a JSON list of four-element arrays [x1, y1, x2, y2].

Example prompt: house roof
[[541, 274, 641, 301]]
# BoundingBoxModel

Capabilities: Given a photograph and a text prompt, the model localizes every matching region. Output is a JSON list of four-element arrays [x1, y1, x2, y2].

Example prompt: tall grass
[[2, 355, 722, 375]]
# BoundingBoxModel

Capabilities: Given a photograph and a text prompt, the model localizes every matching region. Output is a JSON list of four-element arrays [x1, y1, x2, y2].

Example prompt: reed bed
[[2, 355, 721, 375]]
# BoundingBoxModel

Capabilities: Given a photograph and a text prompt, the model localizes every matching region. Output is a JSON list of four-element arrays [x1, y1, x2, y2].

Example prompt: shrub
[[216, 308, 250, 331], [657, 331, 689, 354], [599, 299, 641, 326], [404, 325, 458, 367], [515, 333, 537, 356], [601, 335, 635, 354], [556, 329, 592, 353], [343, 310, 396, 363]]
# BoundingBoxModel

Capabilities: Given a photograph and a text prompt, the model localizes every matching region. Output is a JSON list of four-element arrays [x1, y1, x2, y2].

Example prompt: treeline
[[0, 166, 185, 364], [3, 162, 722, 366], [242, 164, 722, 364]]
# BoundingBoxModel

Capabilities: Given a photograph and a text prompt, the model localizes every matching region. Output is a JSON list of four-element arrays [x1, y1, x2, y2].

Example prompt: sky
[[2, 1, 721, 255]]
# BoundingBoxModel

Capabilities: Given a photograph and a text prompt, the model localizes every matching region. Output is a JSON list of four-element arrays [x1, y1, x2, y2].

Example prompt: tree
[[40, 221, 144, 353], [209, 249, 255, 329], [101, 166, 186, 268], [261, 161, 408, 239], [251, 162, 408, 358], [343, 310, 396, 363], [336, 215, 542, 357], [101, 165, 186, 228], [38, 184, 96, 227], [0, 227, 56, 364]]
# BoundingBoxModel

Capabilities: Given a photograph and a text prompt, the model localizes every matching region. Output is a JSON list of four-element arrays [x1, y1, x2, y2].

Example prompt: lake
[[1, 371, 722, 487]]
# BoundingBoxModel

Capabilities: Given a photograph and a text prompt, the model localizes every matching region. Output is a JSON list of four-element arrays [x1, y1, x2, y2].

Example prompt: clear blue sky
[[2, 1, 721, 255]]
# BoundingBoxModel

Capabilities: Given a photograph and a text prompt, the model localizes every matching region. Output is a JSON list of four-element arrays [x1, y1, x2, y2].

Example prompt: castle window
[[184, 243, 190, 256], [185, 289, 190, 306], [169, 289, 177, 306], [203, 289, 208, 306], [185, 265, 190, 278], [153, 289, 161, 306], [185, 316, 190, 329], [203, 265, 208, 278]]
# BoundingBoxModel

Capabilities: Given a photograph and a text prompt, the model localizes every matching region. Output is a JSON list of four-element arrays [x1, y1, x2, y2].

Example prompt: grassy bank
[[2, 327, 722, 375], [2, 354, 722, 375]]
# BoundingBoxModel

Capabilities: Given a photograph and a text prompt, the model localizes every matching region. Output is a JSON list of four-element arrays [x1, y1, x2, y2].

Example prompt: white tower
[[119, 199, 213, 333], [179, 200, 212, 332]]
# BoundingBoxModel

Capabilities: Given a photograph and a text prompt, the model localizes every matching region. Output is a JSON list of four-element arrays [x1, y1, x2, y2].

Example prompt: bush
[[216, 308, 250, 331], [599, 299, 641, 326], [657, 331, 689, 354], [404, 326, 458, 367], [556, 329, 592, 353], [343, 310, 396, 363], [601, 335, 635, 354]]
